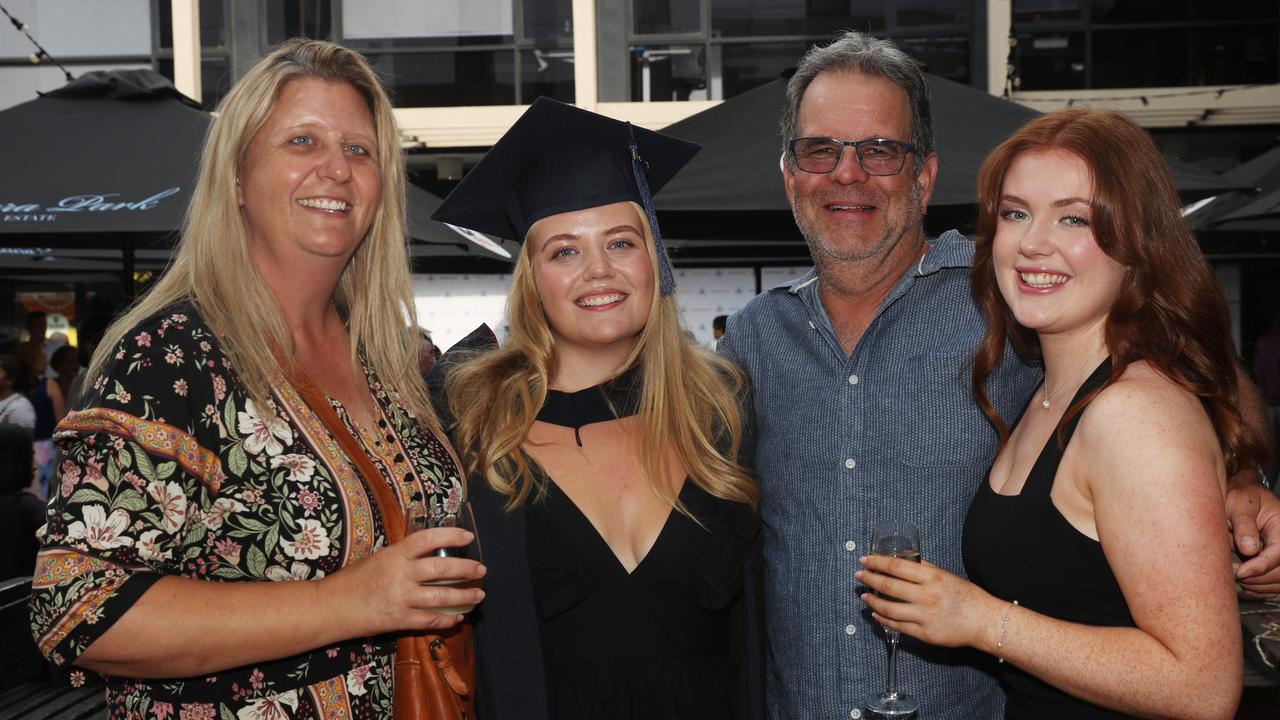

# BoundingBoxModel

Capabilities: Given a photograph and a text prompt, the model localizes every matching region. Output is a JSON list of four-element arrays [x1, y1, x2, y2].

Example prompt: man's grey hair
[[780, 31, 934, 174]]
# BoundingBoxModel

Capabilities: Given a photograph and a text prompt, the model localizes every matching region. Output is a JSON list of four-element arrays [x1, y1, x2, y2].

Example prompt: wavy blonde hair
[[447, 202, 757, 512], [87, 38, 435, 427]]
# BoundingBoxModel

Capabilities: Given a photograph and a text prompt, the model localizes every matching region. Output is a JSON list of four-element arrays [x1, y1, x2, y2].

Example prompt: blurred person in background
[[419, 327, 438, 380], [0, 424, 40, 581], [0, 354, 36, 431], [47, 344, 79, 423], [15, 311, 46, 362]]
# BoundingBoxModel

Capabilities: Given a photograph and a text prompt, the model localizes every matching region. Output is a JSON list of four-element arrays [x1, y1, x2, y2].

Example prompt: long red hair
[[971, 108, 1267, 476]]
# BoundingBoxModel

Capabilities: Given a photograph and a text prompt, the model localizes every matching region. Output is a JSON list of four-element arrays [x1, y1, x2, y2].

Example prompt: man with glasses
[[718, 30, 1280, 720]]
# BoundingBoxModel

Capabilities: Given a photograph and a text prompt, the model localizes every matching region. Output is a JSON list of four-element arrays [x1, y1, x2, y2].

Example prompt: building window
[[0, 0, 154, 111], [266, 0, 334, 45], [629, 44, 706, 101], [634, 0, 703, 35], [1012, 0, 1280, 89], [154, 0, 232, 108], [710, 0, 887, 37], [896, 0, 970, 28], [625, 0, 976, 103], [1011, 31, 1086, 90], [719, 41, 809, 98], [341, 0, 574, 106]]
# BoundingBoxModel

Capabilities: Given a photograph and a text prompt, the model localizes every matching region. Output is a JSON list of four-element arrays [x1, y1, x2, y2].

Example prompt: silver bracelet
[[996, 600, 1019, 663]]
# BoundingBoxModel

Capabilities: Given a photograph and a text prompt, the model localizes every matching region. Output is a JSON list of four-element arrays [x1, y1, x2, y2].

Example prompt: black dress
[[467, 367, 762, 720], [963, 360, 1137, 719], [529, 476, 755, 719]]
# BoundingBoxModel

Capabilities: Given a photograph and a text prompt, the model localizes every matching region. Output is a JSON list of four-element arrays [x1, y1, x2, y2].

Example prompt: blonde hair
[[447, 202, 757, 512], [88, 38, 435, 426]]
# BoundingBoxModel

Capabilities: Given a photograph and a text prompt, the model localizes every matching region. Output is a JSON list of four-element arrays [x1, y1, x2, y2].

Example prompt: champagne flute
[[865, 520, 921, 718], [405, 496, 482, 614]]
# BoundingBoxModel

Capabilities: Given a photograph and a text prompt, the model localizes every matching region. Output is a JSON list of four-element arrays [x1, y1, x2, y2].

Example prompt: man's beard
[[793, 178, 925, 264]]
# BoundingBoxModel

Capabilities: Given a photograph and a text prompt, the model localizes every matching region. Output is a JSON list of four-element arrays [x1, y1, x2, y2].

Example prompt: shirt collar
[[916, 229, 975, 276], [776, 229, 974, 298]]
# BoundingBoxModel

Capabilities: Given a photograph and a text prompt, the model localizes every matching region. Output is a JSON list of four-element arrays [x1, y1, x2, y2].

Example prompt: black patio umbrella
[[0, 184, 518, 285], [406, 182, 518, 264], [0, 69, 209, 238], [1186, 147, 1280, 229], [653, 74, 1244, 257], [655, 74, 1043, 213], [0, 69, 210, 294], [1207, 147, 1280, 225], [0, 70, 513, 287], [1185, 146, 1280, 257]]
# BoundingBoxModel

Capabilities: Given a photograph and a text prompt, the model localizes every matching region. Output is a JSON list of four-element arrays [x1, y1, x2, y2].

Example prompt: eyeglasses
[[787, 137, 917, 176]]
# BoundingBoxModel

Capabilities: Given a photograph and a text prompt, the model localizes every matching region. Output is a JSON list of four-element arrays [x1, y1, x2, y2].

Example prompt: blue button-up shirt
[[719, 231, 1039, 720]]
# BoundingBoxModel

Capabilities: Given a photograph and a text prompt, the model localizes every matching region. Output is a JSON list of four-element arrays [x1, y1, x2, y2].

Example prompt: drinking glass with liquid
[[865, 520, 921, 718], [406, 498, 482, 614]]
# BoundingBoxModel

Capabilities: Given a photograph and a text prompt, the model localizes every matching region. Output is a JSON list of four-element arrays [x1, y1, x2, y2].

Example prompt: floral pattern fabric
[[30, 303, 464, 719]]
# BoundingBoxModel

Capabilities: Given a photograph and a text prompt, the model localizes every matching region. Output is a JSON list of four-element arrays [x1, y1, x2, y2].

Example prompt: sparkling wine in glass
[[406, 497, 482, 614], [865, 520, 922, 718]]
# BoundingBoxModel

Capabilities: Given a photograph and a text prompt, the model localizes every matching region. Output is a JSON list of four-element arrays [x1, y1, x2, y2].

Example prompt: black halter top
[[962, 359, 1137, 720]]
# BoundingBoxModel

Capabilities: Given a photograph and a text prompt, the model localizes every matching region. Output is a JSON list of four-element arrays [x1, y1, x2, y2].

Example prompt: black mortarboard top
[[431, 96, 700, 295]]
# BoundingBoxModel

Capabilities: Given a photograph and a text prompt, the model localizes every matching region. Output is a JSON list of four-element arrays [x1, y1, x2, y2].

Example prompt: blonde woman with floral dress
[[28, 38, 483, 719]]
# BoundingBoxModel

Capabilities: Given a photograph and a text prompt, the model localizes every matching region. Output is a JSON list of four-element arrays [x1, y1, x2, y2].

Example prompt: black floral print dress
[[29, 303, 463, 720]]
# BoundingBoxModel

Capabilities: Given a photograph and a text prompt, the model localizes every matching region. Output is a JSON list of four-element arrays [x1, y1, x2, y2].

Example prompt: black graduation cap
[[431, 96, 700, 295]]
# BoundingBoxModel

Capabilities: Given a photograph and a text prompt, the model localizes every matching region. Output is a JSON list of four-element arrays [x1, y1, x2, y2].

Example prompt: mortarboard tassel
[[627, 123, 676, 296]]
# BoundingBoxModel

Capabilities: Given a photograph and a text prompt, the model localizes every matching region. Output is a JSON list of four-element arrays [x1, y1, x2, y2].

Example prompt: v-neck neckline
[[544, 477, 690, 578]]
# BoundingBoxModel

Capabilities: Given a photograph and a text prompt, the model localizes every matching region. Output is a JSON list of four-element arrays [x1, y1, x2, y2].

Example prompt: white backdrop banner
[[759, 266, 812, 291], [413, 273, 514, 351], [671, 268, 757, 347]]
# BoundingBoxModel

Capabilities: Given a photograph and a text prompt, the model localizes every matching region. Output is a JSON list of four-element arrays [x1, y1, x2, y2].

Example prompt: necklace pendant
[[1041, 398, 1051, 409]]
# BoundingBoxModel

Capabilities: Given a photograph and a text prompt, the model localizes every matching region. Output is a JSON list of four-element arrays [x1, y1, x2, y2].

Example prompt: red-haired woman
[[857, 108, 1268, 720]]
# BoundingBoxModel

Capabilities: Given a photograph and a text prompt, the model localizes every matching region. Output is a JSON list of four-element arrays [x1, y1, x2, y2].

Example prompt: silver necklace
[[1040, 359, 1097, 410]]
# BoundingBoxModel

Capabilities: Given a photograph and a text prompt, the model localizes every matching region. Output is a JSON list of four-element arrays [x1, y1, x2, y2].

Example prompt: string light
[[1013, 84, 1273, 104], [0, 2, 73, 82], [1003, 31, 1018, 99]]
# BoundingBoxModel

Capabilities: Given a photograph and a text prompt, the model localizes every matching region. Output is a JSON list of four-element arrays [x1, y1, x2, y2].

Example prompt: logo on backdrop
[[1, 187, 181, 224]]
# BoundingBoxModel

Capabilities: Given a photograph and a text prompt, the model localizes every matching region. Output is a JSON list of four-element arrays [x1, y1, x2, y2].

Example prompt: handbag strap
[[284, 361, 407, 543]]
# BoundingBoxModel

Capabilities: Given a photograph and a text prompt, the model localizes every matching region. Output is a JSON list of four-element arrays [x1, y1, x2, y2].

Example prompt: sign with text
[[2, 187, 182, 226]]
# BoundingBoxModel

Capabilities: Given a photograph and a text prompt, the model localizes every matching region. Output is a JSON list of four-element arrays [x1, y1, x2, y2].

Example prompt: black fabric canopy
[[406, 182, 518, 262], [0, 70, 512, 287], [655, 74, 1243, 214], [0, 70, 210, 236], [1185, 146, 1280, 255]]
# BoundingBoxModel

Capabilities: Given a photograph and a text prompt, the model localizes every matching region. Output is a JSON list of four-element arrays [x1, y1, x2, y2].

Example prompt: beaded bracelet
[[996, 600, 1019, 663]]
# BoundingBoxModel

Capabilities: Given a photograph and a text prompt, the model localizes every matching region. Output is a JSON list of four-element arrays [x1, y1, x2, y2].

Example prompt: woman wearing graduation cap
[[434, 98, 763, 720]]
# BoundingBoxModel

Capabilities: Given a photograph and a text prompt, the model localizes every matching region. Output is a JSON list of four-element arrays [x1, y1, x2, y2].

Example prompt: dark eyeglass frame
[[787, 137, 918, 176]]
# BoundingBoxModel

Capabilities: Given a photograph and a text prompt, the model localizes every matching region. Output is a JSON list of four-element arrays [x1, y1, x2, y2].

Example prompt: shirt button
[[850, 709, 862, 719], [845, 540, 857, 552], [845, 458, 856, 469], [848, 374, 859, 385], [845, 624, 857, 635]]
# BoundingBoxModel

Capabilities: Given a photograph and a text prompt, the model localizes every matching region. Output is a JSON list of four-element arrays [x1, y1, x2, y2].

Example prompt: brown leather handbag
[[288, 364, 476, 720]]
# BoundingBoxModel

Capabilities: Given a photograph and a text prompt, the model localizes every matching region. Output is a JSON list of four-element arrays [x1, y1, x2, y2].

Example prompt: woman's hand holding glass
[[321, 522, 485, 637], [406, 500, 484, 613], [857, 556, 1004, 652]]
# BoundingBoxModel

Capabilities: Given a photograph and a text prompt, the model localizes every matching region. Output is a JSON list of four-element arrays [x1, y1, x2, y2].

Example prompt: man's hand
[[1226, 477, 1280, 599]]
